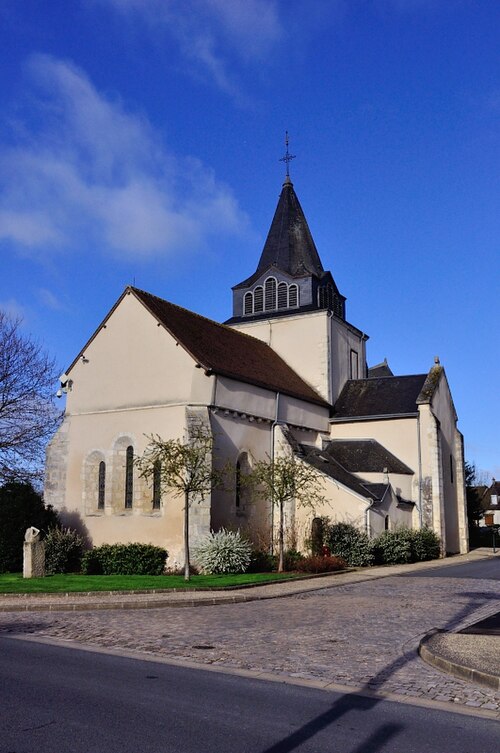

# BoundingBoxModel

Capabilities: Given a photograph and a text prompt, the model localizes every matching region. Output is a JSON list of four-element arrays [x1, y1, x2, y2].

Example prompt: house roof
[[326, 439, 414, 474], [234, 179, 326, 289], [481, 481, 500, 511], [367, 359, 394, 378], [297, 444, 374, 499], [71, 286, 328, 407], [333, 374, 428, 418]]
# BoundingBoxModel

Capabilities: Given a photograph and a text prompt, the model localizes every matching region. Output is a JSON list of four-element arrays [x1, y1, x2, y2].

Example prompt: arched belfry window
[[289, 284, 298, 308], [277, 282, 288, 309], [254, 286, 263, 313], [153, 460, 161, 510], [264, 277, 276, 311], [98, 461, 106, 510], [244, 292, 253, 316], [125, 445, 134, 509]]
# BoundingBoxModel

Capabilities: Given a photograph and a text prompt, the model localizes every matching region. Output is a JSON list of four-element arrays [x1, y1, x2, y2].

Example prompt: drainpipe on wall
[[365, 499, 375, 538], [269, 391, 282, 555]]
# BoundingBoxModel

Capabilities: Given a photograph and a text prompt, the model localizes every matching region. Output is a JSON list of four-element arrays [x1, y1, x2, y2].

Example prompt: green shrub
[[283, 549, 305, 571], [45, 526, 84, 574], [0, 481, 59, 573], [193, 529, 252, 574], [371, 529, 413, 565], [294, 555, 347, 573], [409, 527, 441, 561], [81, 543, 168, 575], [324, 522, 374, 567], [248, 549, 276, 573], [371, 527, 441, 565]]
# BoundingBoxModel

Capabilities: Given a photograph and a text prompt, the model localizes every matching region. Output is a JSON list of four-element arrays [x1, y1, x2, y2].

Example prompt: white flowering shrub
[[193, 529, 252, 574]]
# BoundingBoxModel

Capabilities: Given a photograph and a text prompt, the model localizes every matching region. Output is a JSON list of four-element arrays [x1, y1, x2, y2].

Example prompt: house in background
[[45, 174, 469, 562], [479, 481, 500, 527]]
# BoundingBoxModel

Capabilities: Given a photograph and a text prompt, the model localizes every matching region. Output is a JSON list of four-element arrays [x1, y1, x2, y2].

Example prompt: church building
[[45, 169, 469, 562]]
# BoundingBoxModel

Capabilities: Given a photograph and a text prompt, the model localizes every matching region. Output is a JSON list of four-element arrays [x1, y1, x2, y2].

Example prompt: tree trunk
[[278, 498, 284, 573], [184, 490, 190, 581]]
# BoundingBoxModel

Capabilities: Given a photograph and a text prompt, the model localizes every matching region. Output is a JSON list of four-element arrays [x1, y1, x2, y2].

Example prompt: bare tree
[[136, 420, 223, 581], [246, 454, 326, 572], [0, 311, 61, 484]]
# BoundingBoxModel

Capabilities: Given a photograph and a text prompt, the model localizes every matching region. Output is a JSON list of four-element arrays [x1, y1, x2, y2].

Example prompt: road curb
[[419, 629, 500, 692]]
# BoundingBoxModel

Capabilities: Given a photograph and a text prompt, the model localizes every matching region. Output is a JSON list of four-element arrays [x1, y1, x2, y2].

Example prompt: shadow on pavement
[[258, 589, 494, 753]]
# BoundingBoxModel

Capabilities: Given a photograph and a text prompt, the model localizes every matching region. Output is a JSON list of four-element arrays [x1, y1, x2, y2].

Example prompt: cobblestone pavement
[[1, 574, 499, 714]]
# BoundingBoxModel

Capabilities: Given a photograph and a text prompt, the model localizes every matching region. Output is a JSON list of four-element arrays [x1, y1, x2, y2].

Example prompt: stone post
[[23, 527, 45, 578]]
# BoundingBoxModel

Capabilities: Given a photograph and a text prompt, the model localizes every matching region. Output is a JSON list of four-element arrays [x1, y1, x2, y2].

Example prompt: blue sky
[[0, 0, 498, 479]]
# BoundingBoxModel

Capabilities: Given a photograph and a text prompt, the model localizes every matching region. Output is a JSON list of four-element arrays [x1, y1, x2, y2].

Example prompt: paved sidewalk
[[0, 548, 496, 612], [1, 549, 499, 717]]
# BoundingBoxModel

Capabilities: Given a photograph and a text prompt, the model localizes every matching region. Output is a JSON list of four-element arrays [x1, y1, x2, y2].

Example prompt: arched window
[[254, 286, 263, 312], [125, 445, 133, 509], [235, 452, 250, 510], [277, 282, 288, 309], [264, 277, 276, 310], [98, 461, 106, 510], [384, 515, 390, 531], [235, 458, 242, 508], [152, 459, 161, 510], [244, 292, 253, 315], [289, 284, 299, 308]]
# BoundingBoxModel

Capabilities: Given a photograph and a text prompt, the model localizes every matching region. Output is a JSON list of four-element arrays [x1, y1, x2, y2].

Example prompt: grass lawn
[[0, 571, 303, 595]]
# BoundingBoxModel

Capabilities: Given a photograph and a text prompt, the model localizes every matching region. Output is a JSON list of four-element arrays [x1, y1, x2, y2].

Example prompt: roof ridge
[[130, 286, 284, 349]]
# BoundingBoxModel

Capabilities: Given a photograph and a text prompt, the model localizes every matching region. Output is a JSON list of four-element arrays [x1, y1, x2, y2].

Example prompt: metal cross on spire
[[279, 131, 296, 179]]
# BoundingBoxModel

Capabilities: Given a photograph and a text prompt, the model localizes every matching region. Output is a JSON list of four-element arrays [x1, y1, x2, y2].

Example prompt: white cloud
[[38, 288, 64, 311], [0, 298, 27, 321], [0, 55, 249, 259], [97, 0, 283, 96]]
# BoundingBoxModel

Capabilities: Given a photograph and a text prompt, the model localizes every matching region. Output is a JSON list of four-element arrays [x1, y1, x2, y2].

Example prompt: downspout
[[417, 411, 423, 528], [365, 499, 375, 538], [270, 391, 281, 555]]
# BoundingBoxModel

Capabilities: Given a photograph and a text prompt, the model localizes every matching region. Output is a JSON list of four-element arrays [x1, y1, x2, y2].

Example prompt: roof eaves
[[330, 412, 419, 423]]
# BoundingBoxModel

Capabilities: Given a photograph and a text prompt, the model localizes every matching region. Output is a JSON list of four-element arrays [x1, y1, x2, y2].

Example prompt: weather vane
[[279, 131, 296, 179]]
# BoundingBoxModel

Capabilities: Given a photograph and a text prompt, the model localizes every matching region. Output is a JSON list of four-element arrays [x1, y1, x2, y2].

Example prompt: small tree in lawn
[[247, 453, 326, 572], [136, 420, 222, 581]]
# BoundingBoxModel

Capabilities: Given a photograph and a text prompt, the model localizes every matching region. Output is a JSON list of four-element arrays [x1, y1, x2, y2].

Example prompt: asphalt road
[[409, 557, 499, 580], [0, 636, 498, 753]]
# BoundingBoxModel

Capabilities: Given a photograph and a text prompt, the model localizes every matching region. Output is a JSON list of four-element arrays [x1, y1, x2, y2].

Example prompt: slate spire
[[229, 173, 346, 324], [255, 178, 325, 279]]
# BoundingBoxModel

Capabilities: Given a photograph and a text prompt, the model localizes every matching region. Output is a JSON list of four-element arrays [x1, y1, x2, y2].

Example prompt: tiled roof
[[333, 374, 428, 418], [130, 287, 329, 407], [297, 444, 372, 498], [367, 360, 394, 378], [326, 439, 413, 474]]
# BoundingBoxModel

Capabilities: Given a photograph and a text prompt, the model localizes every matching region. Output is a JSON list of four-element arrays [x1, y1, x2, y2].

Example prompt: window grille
[[289, 284, 298, 307], [244, 292, 253, 315], [98, 461, 105, 510], [254, 286, 264, 312], [264, 277, 276, 310], [277, 282, 288, 309], [125, 445, 133, 509]]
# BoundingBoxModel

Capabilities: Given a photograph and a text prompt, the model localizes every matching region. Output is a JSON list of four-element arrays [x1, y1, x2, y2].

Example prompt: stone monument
[[23, 526, 45, 578]]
